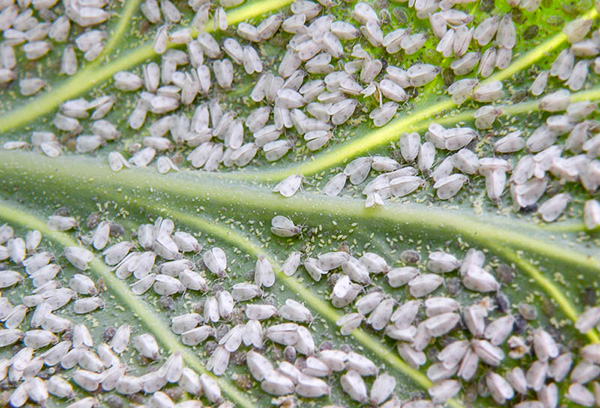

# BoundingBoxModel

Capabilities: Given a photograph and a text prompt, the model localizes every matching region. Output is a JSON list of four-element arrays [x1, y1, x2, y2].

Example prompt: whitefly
[[359, 58, 382, 83], [370, 102, 398, 127], [367, 298, 395, 331], [329, 99, 357, 126], [424, 297, 459, 317], [336, 312, 363, 335], [202, 247, 226, 278], [387, 267, 419, 288], [397, 342, 427, 368], [283, 13, 308, 35], [303, 356, 332, 377], [246, 304, 277, 321], [551, 49, 575, 81], [341, 369, 368, 403], [355, 291, 384, 315], [472, 338, 505, 366], [417, 142, 436, 174], [473, 15, 499, 46], [152, 26, 169, 55], [431, 156, 455, 182], [429, 12, 447, 39], [303, 256, 327, 281], [462, 304, 488, 337], [113, 71, 142, 91], [331, 21, 359, 40], [385, 65, 410, 88], [24, 329, 58, 349], [273, 174, 303, 197], [571, 38, 600, 57], [254, 256, 275, 288], [22, 252, 54, 275], [246, 350, 273, 382], [351, 2, 379, 24], [47, 375, 74, 399], [399, 132, 421, 163], [5, 305, 28, 330], [486, 372, 515, 404], [339, 256, 368, 286], [408, 274, 443, 297], [565, 59, 589, 91], [429, 379, 460, 403], [529, 70, 549, 96], [525, 360, 548, 392], [0, 329, 22, 347], [436, 28, 455, 58], [153, 274, 185, 296], [401, 33, 428, 55], [462, 265, 500, 292], [576, 306, 600, 334], [424, 312, 460, 337], [179, 269, 207, 292], [331, 275, 354, 301]]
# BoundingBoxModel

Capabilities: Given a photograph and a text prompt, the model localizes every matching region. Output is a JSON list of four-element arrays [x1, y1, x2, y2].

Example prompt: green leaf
[[1, 0, 600, 407]]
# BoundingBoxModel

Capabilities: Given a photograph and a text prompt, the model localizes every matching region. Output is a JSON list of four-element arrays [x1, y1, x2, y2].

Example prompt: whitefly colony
[[1, 0, 600, 406]]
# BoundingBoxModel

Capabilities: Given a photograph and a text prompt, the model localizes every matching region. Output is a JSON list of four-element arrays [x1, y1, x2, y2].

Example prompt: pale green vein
[[229, 7, 600, 182], [483, 7, 599, 86], [491, 245, 600, 344], [98, 0, 144, 59], [160, 197, 599, 347], [539, 222, 587, 233], [0, 200, 255, 408], [128, 187, 600, 332], [153, 207, 464, 408], [427, 86, 600, 139], [233, 84, 600, 182], [0, 151, 598, 338], [1, 150, 598, 276], [0, 0, 294, 133]]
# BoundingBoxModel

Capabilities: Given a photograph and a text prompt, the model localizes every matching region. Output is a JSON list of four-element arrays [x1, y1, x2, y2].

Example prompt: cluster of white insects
[[0, 0, 599, 226], [0, 201, 600, 407], [1, 0, 600, 406]]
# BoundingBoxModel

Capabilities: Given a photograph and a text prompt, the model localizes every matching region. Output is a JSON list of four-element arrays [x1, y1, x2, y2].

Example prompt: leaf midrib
[[3, 150, 595, 272], [2, 150, 598, 340]]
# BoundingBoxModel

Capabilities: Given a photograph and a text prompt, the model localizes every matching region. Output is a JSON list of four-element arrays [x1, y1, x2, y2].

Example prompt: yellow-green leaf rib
[[151, 207, 464, 408], [491, 246, 600, 344], [0, 200, 257, 408], [483, 7, 599, 86], [230, 7, 600, 182], [1, 151, 596, 346], [97, 0, 144, 59], [0, 0, 294, 133], [2, 150, 598, 277]]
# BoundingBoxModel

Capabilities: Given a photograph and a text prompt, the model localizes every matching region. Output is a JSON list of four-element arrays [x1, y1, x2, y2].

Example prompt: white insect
[[341, 369, 368, 403], [279, 299, 312, 323], [203, 247, 227, 278], [273, 174, 303, 197], [255, 257, 275, 288], [271, 215, 301, 237]]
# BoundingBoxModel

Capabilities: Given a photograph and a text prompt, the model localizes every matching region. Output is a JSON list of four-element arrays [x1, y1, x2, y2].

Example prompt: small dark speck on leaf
[[523, 25, 539, 40], [497, 264, 515, 284], [480, 0, 494, 13], [582, 287, 597, 306], [513, 314, 528, 334], [103, 326, 116, 343], [160, 296, 175, 311]]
